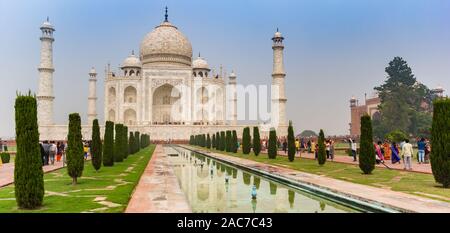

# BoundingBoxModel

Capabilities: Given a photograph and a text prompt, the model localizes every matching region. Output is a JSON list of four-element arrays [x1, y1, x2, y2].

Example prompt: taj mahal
[[36, 9, 288, 141]]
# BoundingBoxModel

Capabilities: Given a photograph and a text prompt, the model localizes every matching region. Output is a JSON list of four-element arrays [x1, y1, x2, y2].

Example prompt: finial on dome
[[198, 52, 201, 57], [132, 50, 135, 55], [277, 27, 279, 32], [164, 6, 169, 22], [47, 16, 49, 22]]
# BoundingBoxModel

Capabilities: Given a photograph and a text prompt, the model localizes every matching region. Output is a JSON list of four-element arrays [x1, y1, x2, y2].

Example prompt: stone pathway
[[0, 161, 65, 188], [186, 145, 450, 213], [261, 149, 432, 174], [125, 145, 191, 213]]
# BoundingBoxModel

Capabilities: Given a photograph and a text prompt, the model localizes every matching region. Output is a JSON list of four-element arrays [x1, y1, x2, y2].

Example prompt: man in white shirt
[[350, 138, 357, 162], [401, 139, 414, 170]]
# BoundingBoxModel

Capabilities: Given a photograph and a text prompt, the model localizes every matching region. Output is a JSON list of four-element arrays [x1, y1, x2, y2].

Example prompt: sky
[[0, 0, 449, 138]]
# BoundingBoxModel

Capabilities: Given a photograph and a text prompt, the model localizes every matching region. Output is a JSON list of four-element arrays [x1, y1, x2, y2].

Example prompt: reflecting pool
[[166, 146, 360, 213]]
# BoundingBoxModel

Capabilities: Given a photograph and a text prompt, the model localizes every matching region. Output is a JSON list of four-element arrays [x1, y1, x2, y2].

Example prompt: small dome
[[350, 96, 356, 101], [229, 71, 236, 78], [89, 67, 97, 75], [121, 51, 142, 68], [274, 31, 282, 38], [193, 55, 209, 70], [41, 18, 54, 30]]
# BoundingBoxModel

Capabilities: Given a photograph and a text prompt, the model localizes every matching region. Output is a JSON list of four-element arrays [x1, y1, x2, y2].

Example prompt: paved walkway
[[125, 145, 191, 213], [0, 161, 65, 188], [186, 145, 450, 213], [260, 149, 432, 174]]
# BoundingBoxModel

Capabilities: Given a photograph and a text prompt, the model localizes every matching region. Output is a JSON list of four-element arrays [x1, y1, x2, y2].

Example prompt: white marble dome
[[192, 56, 209, 70], [140, 21, 192, 67], [122, 52, 142, 68]]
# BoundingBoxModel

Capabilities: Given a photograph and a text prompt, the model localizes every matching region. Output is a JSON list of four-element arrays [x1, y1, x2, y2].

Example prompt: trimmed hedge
[[91, 119, 102, 171], [253, 127, 261, 156], [359, 115, 375, 174], [103, 121, 114, 167], [242, 127, 251, 154], [317, 129, 326, 165], [287, 121, 295, 162], [67, 113, 84, 185], [430, 98, 450, 188], [268, 128, 277, 159]]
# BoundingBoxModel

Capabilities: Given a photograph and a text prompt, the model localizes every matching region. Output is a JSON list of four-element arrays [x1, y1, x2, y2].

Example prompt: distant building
[[349, 93, 381, 137]]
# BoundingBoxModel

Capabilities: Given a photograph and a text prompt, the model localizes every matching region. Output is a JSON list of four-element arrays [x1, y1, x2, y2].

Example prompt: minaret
[[87, 67, 98, 125], [228, 71, 238, 125], [271, 28, 287, 128], [37, 17, 55, 126]]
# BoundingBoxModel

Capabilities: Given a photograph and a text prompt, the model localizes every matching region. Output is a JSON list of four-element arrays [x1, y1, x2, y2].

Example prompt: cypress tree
[[91, 119, 102, 171], [359, 115, 375, 174], [232, 130, 238, 153], [216, 132, 220, 149], [14, 93, 44, 209], [220, 131, 226, 151], [212, 134, 216, 149], [226, 131, 232, 152], [67, 113, 84, 185], [129, 131, 135, 154], [189, 135, 194, 145], [288, 121, 296, 162], [103, 121, 114, 166], [123, 126, 129, 159], [268, 128, 277, 159], [317, 129, 326, 165], [430, 98, 450, 188], [242, 127, 251, 154], [114, 124, 123, 162], [135, 131, 140, 152], [206, 134, 211, 149], [253, 127, 261, 156], [140, 133, 145, 148]]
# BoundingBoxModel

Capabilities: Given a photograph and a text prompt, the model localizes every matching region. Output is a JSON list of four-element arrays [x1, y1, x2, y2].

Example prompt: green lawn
[[0, 145, 155, 213], [192, 146, 450, 203]]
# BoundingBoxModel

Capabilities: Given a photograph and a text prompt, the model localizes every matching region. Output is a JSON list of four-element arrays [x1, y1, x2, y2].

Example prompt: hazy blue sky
[[1, 0, 449, 138]]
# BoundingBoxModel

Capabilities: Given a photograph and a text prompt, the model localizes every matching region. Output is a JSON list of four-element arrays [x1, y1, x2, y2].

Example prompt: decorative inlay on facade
[[151, 78, 183, 88]]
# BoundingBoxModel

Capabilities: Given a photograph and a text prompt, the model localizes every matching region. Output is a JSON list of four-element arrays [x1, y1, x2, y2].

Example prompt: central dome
[[140, 21, 192, 67]]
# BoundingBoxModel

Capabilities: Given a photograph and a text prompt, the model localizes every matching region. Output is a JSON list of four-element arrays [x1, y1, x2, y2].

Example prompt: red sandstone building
[[349, 94, 381, 137]]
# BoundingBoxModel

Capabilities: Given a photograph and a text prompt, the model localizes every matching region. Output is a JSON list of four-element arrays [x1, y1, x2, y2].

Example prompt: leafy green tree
[[67, 113, 84, 184], [253, 127, 261, 156], [14, 93, 44, 209], [385, 130, 408, 142], [374, 57, 432, 138], [91, 119, 102, 171], [103, 121, 114, 166], [232, 130, 238, 153], [268, 128, 277, 159], [299, 130, 317, 137], [287, 121, 295, 162], [242, 127, 251, 154], [317, 129, 326, 165], [359, 115, 376, 174], [114, 124, 124, 162], [430, 98, 450, 188], [206, 134, 211, 149]]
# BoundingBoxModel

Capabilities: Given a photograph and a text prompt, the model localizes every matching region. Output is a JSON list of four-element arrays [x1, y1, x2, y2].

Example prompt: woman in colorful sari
[[375, 141, 385, 163], [383, 140, 391, 160], [391, 142, 401, 164]]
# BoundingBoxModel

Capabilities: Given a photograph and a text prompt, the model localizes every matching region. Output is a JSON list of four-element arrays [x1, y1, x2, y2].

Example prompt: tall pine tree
[[317, 129, 326, 165], [253, 127, 261, 156], [287, 121, 295, 162], [359, 115, 376, 174], [268, 128, 277, 159], [430, 98, 450, 188], [67, 113, 84, 184], [103, 121, 114, 166], [91, 119, 102, 171], [242, 127, 251, 154]]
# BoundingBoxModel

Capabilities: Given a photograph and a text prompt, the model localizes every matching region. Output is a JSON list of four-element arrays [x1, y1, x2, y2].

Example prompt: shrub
[[317, 129, 326, 165], [385, 130, 408, 143], [67, 113, 84, 185], [242, 127, 251, 154], [287, 121, 295, 162], [430, 98, 450, 188], [114, 124, 124, 162], [14, 93, 44, 209], [91, 119, 102, 171], [253, 127, 261, 156], [359, 115, 375, 174], [103, 121, 114, 166], [1, 152, 10, 163], [268, 128, 277, 159]]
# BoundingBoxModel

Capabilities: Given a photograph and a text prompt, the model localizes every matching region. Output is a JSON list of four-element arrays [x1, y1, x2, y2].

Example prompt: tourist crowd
[[39, 140, 92, 166]]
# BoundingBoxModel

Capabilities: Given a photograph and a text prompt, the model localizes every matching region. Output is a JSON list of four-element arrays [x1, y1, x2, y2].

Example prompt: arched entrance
[[152, 84, 181, 124]]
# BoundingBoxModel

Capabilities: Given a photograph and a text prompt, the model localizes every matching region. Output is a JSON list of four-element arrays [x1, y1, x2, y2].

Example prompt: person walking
[[43, 140, 50, 165], [39, 142, 45, 166], [329, 140, 335, 161], [417, 138, 426, 164], [401, 139, 414, 170], [350, 138, 357, 162], [49, 141, 57, 165], [424, 140, 431, 164], [282, 140, 287, 154], [295, 138, 300, 155], [325, 140, 330, 159], [391, 142, 401, 164]]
